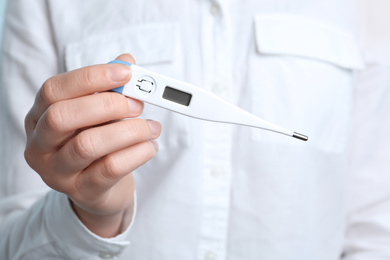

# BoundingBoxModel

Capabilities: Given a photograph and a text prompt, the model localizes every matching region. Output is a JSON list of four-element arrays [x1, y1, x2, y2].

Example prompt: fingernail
[[108, 64, 131, 82], [127, 98, 143, 114], [150, 140, 159, 153], [147, 120, 162, 136]]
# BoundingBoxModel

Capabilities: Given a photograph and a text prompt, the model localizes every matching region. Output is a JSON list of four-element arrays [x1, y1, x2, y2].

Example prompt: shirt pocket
[[249, 14, 364, 153], [65, 23, 191, 151]]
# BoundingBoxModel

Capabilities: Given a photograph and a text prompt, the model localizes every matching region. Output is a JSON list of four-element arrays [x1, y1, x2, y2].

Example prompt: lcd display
[[162, 86, 192, 106]]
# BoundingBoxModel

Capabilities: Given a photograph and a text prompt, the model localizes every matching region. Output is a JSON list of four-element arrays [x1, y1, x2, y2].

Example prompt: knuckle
[[101, 155, 121, 180], [126, 120, 150, 140], [43, 103, 65, 132], [73, 132, 96, 160], [24, 110, 35, 135], [40, 78, 57, 104], [24, 111, 32, 129], [101, 93, 120, 114], [24, 147, 34, 169], [82, 66, 96, 88]]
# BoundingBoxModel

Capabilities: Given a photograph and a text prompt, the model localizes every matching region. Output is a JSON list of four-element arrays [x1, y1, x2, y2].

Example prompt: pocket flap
[[255, 14, 364, 70], [65, 23, 178, 71]]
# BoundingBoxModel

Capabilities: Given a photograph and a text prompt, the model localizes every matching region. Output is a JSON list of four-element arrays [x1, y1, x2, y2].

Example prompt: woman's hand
[[24, 54, 161, 238]]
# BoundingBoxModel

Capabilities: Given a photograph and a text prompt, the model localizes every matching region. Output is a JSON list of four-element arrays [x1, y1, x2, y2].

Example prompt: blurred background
[[0, 1, 7, 42]]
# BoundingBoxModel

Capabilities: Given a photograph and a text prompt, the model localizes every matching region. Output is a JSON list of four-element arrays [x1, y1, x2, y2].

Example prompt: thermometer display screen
[[163, 86, 192, 106]]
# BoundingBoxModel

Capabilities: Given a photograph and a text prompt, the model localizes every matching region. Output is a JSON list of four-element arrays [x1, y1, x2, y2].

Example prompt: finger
[[52, 119, 161, 174], [28, 54, 136, 124], [72, 140, 158, 204], [30, 64, 130, 122], [115, 53, 136, 65], [31, 92, 143, 152]]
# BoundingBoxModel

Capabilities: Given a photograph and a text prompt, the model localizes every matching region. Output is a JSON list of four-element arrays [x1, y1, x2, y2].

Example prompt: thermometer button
[[135, 76, 156, 95]]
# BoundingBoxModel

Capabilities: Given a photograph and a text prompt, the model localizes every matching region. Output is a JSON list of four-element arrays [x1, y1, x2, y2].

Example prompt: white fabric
[[0, 0, 389, 259]]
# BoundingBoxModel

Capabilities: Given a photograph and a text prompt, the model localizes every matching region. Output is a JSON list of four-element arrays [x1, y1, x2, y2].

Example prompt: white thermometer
[[109, 60, 308, 141]]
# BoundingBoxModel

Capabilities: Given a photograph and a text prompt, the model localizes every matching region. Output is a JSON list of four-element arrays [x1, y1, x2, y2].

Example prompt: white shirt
[[1, 0, 390, 259]]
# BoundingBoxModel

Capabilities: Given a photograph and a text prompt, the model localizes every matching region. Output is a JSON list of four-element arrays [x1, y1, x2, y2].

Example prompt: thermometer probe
[[109, 60, 308, 141]]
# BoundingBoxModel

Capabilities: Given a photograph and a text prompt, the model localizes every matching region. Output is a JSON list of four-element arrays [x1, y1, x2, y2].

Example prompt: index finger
[[28, 53, 136, 124], [32, 62, 131, 121]]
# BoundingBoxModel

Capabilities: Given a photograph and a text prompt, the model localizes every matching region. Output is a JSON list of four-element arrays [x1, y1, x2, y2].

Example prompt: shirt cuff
[[43, 190, 137, 259]]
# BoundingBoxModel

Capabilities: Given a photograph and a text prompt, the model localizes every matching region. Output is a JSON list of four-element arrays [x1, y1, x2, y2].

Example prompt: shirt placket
[[198, 0, 233, 260]]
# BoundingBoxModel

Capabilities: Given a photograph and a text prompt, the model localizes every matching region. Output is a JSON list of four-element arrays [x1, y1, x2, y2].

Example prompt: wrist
[[70, 199, 134, 238]]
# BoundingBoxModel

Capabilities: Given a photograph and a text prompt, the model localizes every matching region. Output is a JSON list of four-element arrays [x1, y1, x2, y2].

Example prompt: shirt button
[[209, 4, 221, 16], [210, 166, 225, 180], [204, 251, 218, 260], [99, 252, 114, 259]]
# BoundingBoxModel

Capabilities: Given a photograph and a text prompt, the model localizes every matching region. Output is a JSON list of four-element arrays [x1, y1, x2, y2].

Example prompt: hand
[[24, 54, 161, 237]]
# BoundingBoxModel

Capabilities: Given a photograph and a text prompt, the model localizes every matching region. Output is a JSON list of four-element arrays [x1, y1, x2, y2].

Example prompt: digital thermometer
[[109, 60, 308, 141]]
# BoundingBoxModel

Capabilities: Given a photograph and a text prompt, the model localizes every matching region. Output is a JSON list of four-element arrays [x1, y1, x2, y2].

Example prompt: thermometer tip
[[293, 132, 308, 141]]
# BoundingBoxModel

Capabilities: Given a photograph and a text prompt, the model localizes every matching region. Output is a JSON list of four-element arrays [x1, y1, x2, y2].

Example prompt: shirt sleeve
[[0, 190, 137, 259], [342, 2, 390, 258], [0, 1, 134, 259]]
